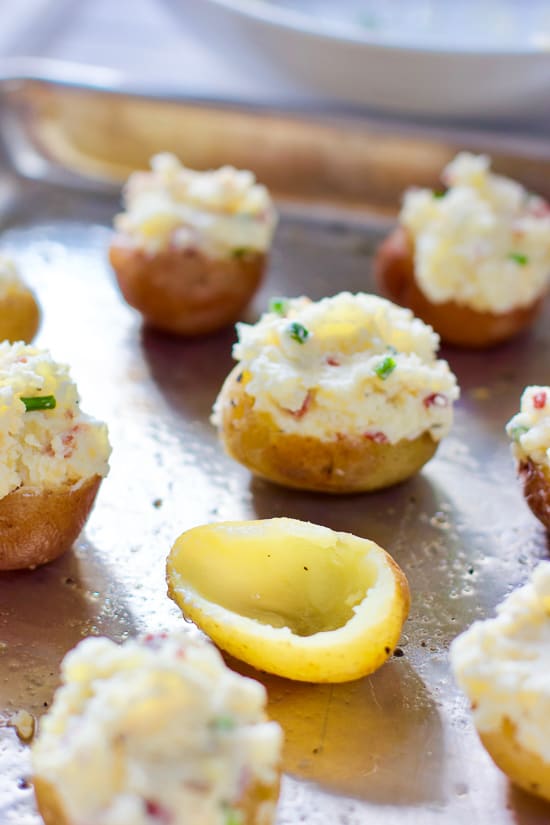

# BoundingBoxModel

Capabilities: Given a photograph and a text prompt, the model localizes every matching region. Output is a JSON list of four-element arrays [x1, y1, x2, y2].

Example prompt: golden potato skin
[[0, 287, 40, 343], [0, 475, 101, 571], [480, 718, 550, 802], [34, 771, 280, 825], [217, 367, 438, 493], [374, 227, 543, 348], [518, 458, 550, 531], [109, 239, 266, 335]]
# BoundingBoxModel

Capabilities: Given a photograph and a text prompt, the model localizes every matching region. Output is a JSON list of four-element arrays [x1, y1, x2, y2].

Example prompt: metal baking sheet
[[1, 73, 550, 825]]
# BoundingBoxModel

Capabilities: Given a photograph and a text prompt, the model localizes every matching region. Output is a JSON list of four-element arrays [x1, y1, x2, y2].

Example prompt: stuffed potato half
[[375, 152, 550, 348], [213, 292, 459, 493], [0, 342, 111, 571], [110, 153, 277, 335]]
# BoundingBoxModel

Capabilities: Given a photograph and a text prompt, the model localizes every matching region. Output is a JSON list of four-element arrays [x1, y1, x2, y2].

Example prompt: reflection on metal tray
[[0, 65, 549, 825]]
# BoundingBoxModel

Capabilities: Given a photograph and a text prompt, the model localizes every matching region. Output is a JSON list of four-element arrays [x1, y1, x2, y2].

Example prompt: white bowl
[[190, 0, 550, 120]]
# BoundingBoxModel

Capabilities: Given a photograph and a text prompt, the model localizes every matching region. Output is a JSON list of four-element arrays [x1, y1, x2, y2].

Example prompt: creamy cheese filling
[[400, 152, 550, 313], [506, 385, 550, 470], [32, 633, 283, 825], [451, 562, 550, 764], [213, 292, 459, 444], [114, 153, 277, 258], [0, 255, 31, 300], [0, 342, 110, 499]]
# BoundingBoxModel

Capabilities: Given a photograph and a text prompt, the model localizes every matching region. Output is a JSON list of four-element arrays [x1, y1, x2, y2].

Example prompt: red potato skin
[[217, 367, 438, 494], [480, 718, 550, 803], [0, 475, 102, 571], [374, 227, 543, 348], [109, 239, 266, 336], [518, 458, 550, 531]]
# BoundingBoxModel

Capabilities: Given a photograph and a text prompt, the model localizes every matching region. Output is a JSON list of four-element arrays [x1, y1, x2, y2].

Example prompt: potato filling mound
[[401, 152, 550, 313], [0, 342, 110, 499], [213, 292, 459, 444], [32, 633, 282, 825], [114, 153, 277, 258], [507, 385, 550, 470], [451, 562, 550, 764]]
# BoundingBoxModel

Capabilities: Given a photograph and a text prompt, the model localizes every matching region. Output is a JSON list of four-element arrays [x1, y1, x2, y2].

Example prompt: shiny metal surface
[[0, 90, 549, 825]]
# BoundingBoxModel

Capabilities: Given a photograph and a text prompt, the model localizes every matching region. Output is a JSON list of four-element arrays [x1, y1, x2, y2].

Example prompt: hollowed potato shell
[[374, 227, 543, 348], [518, 458, 550, 531], [479, 717, 550, 802], [0, 475, 102, 571], [34, 768, 280, 825], [0, 287, 40, 343], [216, 367, 438, 493], [109, 240, 266, 335]]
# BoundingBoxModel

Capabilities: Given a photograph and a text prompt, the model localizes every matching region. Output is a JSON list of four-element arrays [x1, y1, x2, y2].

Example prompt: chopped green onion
[[223, 807, 243, 825], [21, 395, 56, 412], [510, 425, 529, 442], [374, 356, 396, 380], [269, 296, 289, 316], [212, 715, 235, 732], [508, 252, 529, 266], [433, 190, 446, 199], [231, 247, 252, 259], [287, 321, 309, 344]]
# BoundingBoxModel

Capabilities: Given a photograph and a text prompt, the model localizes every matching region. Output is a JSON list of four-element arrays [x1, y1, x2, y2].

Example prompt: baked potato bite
[[167, 518, 410, 683], [451, 562, 550, 802], [0, 342, 111, 571], [0, 255, 40, 343], [506, 386, 550, 530], [32, 633, 283, 825], [375, 153, 550, 347], [212, 292, 459, 493], [110, 153, 277, 335]]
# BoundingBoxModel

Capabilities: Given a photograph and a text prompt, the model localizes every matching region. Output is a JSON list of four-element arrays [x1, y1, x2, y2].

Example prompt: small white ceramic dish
[[191, 0, 550, 120]]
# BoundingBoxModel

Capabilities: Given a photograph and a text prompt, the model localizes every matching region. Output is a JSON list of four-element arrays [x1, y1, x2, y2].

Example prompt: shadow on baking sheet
[[226, 654, 444, 807], [140, 324, 236, 424], [0, 536, 138, 716]]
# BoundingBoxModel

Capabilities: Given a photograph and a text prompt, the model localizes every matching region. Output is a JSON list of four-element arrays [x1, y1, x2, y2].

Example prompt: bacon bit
[[326, 357, 340, 367], [61, 425, 80, 458], [65, 409, 75, 420], [363, 431, 388, 444], [423, 393, 448, 409], [533, 391, 547, 410], [528, 200, 550, 218], [145, 800, 173, 823], [286, 391, 313, 419], [43, 444, 55, 457], [16, 357, 28, 364], [143, 632, 169, 647]]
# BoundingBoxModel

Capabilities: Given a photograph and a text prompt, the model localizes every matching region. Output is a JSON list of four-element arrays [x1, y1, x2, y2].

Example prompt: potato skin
[[217, 367, 438, 493], [109, 238, 266, 335], [518, 458, 550, 531], [479, 718, 550, 802], [0, 475, 101, 571], [374, 227, 543, 348], [34, 770, 280, 825], [0, 287, 40, 343]]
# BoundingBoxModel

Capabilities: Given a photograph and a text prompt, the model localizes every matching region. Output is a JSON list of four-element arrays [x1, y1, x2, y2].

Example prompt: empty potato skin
[[479, 718, 550, 802], [0, 288, 40, 343], [109, 238, 266, 335], [217, 367, 438, 493], [0, 475, 101, 571], [518, 458, 550, 531], [34, 771, 280, 825], [374, 227, 543, 348]]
